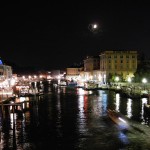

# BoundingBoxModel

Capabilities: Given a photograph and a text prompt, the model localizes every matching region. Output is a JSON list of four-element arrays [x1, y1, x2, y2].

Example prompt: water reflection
[[115, 93, 120, 112], [0, 86, 150, 149], [78, 89, 88, 137], [118, 131, 130, 145], [127, 98, 132, 118]]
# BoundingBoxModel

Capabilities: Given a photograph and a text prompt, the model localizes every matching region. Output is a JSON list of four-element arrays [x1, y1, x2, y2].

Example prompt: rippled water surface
[[0, 86, 150, 150]]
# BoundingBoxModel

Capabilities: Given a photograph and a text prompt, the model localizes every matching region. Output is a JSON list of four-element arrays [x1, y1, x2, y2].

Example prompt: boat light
[[118, 117, 126, 123]]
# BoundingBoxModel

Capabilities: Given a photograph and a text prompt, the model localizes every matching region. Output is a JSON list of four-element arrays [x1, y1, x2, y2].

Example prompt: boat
[[67, 80, 77, 89], [107, 109, 130, 130]]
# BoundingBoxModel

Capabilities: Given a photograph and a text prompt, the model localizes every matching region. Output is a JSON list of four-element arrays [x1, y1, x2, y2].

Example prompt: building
[[66, 63, 83, 81], [83, 55, 100, 82], [99, 50, 138, 83], [0, 58, 13, 88]]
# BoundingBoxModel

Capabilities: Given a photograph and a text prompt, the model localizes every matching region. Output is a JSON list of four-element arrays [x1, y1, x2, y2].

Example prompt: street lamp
[[115, 76, 119, 82], [142, 78, 147, 90], [128, 77, 131, 83], [128, 77, 132, 87], [115, 76, 119, 89]]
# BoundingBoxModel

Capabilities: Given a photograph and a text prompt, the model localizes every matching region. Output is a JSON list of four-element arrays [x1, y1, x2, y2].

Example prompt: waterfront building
[[66, 63, 83, 81], [0, 59, 13, 88], [99, 50, 138, 83], [83, 55, 101, 82], [65, 50, 138, 85]]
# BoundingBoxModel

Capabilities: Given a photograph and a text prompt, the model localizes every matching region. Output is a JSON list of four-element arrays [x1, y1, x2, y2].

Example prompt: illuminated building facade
[[99, 50, 138, 83], [83, 56, 100, 81], [66, 65, 83, 81], [66, 50, 138, 85], [0, 59, 13, 88]]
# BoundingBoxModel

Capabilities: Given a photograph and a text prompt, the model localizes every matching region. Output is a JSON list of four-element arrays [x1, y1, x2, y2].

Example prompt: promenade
[[85, 81, 150, 100]]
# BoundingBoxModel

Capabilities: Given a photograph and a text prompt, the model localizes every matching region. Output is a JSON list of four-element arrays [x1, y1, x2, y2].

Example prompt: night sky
[[0, 1, 150, 70]]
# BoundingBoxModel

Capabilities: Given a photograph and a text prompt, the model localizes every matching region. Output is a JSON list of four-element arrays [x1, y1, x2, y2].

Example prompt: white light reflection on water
[[77, 88, 89, 142], [97, 90, 107, 116], [10, 113, 17, 129], [141, 98, 148, 121], [77, 88, 85, 96], [77, 91, 92, 149], [115, 93, 120, 112], [127, 98, 132, 118]]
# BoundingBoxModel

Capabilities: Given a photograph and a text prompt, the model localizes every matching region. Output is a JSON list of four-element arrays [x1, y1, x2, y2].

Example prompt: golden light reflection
[[26, 102, 29, 108]]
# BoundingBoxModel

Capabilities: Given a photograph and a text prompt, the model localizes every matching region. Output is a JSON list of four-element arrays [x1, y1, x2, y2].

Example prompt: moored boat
[[67, 79, 77, 89]]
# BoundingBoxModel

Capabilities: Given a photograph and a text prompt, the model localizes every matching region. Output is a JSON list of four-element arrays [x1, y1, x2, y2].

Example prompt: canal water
[[0, 84, 150, 150]]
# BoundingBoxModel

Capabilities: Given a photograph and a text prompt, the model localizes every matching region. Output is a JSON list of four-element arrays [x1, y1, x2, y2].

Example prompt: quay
[[83, 81, 150, 100]]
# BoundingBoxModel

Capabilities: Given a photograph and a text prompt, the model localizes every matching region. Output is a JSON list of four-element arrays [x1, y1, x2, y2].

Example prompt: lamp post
[[115, 76, 119, 82], [128, 77, 133, 93], [142, 78, 147, 90], [128, 77, 131, 84], [115, 76, 119, 89]]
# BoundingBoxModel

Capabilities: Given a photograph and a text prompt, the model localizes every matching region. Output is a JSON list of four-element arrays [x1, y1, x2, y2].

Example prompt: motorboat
[[67, 80, 77, 89], [107, 109, 130, 130]]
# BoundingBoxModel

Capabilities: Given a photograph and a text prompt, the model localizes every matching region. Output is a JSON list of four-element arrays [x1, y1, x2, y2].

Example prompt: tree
[[134, 56, 150, 82]]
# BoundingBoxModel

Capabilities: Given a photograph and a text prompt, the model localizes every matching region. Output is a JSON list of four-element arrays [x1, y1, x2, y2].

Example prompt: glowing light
[[115, 93, 120, 112], [127, 98, 132, 118], [78, 88, 85, 95], [128, 77, 131, 83], [93, 24, 97, 29], [142, 78, 147, 84], [118, 117, 126, 123], [98, 74, 102, 81], [115, 76, 119, 82], [88, 23, 101, 33]]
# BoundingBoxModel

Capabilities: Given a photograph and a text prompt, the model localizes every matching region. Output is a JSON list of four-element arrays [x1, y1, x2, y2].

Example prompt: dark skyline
[[0, 1, 150, 70]]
